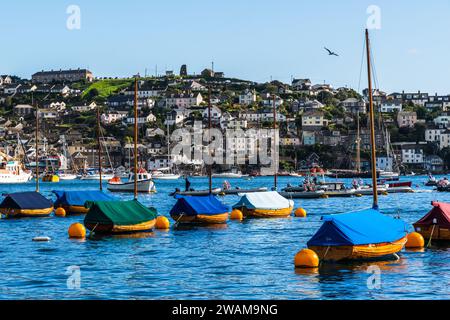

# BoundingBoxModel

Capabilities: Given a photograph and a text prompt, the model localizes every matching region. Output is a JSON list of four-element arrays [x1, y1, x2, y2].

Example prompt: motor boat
[[151, 170, 181, 180], [0, 161, 32, 184], [107, 168, 156, 193], [58, 173, 78, 180]]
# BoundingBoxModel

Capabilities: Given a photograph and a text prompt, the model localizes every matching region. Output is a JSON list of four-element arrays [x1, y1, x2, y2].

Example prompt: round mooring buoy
[[406, 232, 425, 249], [55, 207, 66, 217], [155, 216, 170, 230], [294, 208, 307, 218], [68, 223, 86, 239], [230, 209, 243, 221], [294, 249, 319, 268]]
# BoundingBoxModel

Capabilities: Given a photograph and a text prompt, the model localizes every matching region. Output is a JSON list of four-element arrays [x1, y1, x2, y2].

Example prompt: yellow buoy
[[155, 216, 170, 229], [294, 208, 307, 218], [68, 223, 86, 239], [355, 193, 363, 197], [230, 209, 243, 221], [55, 207, 66, 217], [406, 232, 425, 248], [294, 249, 319, 268]]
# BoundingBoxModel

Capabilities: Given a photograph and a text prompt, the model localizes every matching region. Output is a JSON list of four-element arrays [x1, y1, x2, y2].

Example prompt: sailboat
[[169, 87, 231, 225], [106, 84, 156, 193], [306, 30, 410, 262], [0, 103, 54, 218], [58, 135, 77, 180], [54, 105, 116, 214], [232, 94, 294, 218], [84, 77, 158, 234]]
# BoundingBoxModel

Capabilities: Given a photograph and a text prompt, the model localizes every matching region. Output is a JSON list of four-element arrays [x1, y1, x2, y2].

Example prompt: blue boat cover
[[170, 195, 231, 216], [0, 192, 53, 209], [53, 190, 115, 207], [307, 208, 412, 247]]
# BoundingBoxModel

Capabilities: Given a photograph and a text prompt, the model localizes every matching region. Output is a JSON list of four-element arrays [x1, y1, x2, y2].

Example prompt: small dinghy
[[170, 195, 230, 225], [279, 190, 326, 199], [170, 188, 222, 197], [53, 190, 115, 214], [233, 191, 294, 218], [413, 202, 450, 242], [84, 200, 157, 234], [0, 192, 53, 218]]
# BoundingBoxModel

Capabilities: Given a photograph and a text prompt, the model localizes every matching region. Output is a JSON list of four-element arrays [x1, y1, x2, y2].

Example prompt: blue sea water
[[0, 175, 449, 300]]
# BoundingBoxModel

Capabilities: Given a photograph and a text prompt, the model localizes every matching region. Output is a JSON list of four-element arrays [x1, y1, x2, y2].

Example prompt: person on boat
[[185, 176, 191, 191], [438, 177, 450, 187], [352, 179, 358, 189]]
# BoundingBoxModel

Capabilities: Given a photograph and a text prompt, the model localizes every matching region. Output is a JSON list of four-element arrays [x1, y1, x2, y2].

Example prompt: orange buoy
[[294, 249, 319, 268], [55, 207, 66, 217], [155, 216, 170, 229], [230, 209, 243, 221], [68, 223, 86, 239], [406, 232, 425, 248], [294, 208, 307, 218]]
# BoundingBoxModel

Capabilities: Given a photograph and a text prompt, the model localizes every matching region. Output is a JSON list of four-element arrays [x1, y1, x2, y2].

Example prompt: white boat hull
[[81, 174, 115, 180], [212, 173, 244, 178], [107, 179, 156, 193], [152, 174, 181, 180], [0, 172, 32, 184], [59, 174, 78, 180]]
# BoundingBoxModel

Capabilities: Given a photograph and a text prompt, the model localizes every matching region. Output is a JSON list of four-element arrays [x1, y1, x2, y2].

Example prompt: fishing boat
[[53, 190, 115, 215], [414, 202, 450, 241], [233, 191, 294, 218], [0, 160, 32, 184], [107, 169, 156, 193], [0, 191, 53, 218], [84, 77, 159, 235], [306, 29, 410, 262], [84, 200, 157, 234], [170, 195, 230, 225]]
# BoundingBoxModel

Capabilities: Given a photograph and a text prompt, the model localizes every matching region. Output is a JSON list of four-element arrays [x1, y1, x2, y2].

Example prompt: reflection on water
[[0, 175, 450, 299]]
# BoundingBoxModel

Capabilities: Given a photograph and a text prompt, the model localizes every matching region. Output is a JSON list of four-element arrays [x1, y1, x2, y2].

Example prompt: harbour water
[[1, 175, 450, 300]]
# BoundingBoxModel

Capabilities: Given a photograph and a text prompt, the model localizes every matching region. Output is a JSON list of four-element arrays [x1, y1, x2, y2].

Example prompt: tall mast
[[208, 86, 212, 194], [356, 110, 361, 173], [365, 29, 378, 209], [97, 105, 103, 191], [35, 103, 39, 193], [134, 77, 139, 199], [273, 94, 278, 190]]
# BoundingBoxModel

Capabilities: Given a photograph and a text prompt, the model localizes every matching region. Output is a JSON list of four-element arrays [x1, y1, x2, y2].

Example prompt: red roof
[[414, 202, 450, 229]]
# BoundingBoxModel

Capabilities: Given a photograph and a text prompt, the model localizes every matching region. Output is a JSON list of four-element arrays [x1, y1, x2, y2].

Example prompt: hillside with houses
[[1, 67, 449, 174]]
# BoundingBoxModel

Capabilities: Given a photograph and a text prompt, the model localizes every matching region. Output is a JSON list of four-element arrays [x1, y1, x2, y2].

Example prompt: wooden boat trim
[[86, 219, 156, 234], [0, 206, 54, 217], [239, 206, 293, 218], [171, 212, 229, 225]]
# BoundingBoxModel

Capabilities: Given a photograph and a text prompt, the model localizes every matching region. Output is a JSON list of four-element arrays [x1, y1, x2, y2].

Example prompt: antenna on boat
[[273, 94, 278, 190], [97, 104, 103, 191], [35, 102, 39, 193], [134, 76, 139, 200], [365, 28, 378, 209], [208, 86, 212, 195]]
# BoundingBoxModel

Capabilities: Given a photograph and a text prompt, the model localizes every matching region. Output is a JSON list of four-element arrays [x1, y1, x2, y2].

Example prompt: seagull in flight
[[324, 47, 339, 56]]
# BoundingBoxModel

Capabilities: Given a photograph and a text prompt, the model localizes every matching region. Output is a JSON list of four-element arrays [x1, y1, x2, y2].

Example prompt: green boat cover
[[84, 200, 157, 226]]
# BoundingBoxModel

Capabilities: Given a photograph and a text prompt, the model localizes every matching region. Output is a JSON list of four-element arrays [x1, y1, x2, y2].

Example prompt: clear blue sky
[[1, 0, 450, 94]]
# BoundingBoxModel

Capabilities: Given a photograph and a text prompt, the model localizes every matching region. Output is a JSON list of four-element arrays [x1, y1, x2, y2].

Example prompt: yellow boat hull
[[0, 207, 54, 218], [62, 205, 89, 215], [85, 219, 156, 234], [171, 212, 229, 225], [240, 206, 293, 218], [309, 236, 407, 262]]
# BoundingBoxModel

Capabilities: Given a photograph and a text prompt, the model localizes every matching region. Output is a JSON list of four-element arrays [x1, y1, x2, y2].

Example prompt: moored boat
[[317, 182, 355, 197], [233, 191, 294, 218], [307, 208, 410, 261], [53, 190, 115, 214], [0, 160, 32, 184], [413, 202, 450, 241], [42, 173, 60, 183], [385, 181, 413, 193], [107, 169, 156, 193], [279, 190, 326, 199], [0, 192, 53, 218], [170, 195, 230, 225], [58, 173, 78, 180], [84, 200, 157, 234]]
